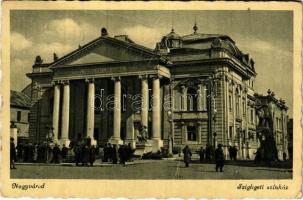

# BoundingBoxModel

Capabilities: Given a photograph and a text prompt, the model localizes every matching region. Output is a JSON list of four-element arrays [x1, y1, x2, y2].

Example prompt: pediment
[[51, 37, 158, 68]]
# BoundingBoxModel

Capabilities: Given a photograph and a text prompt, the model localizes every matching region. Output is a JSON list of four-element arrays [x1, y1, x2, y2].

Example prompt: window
[[229, 94, 232, 112], [235, 89, 240, 117], [187, 126, 197, 141], [242, 100, 246, 116], [250, 109, 254, 124], [17, 111, 21, 122], [180, 95, 184, 111], [229, 126, 233, 140], [187, 88, 197, 111]]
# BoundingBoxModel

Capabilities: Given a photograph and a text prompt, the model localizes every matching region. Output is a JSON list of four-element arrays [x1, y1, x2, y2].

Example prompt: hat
[[218, 144, 222, 147]]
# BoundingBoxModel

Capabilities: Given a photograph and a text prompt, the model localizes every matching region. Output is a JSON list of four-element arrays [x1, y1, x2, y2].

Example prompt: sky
[[10, 10, 293, 116]]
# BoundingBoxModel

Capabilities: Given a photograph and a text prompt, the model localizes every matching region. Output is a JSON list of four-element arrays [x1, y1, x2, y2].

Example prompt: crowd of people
[[11, 141, 69, 164], [11, 137, 135, 167]]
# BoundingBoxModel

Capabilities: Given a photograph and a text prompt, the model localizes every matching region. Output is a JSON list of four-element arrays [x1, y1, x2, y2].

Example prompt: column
[[197, 122, 202, 144], [60, 80, 70, 147], [52, 83, 60, 143], [181, 85, 187, 111], [110, 77, 123, 145], [151, 75, 163, 152], [197, 84, 203, 111], [86, 79, 97, 145], [141, 76, 149, 131], [125, 115, 135, 148]]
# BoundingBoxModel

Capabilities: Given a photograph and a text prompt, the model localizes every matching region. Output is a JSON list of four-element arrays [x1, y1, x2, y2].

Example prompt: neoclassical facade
[[27, 25, 259, 158]]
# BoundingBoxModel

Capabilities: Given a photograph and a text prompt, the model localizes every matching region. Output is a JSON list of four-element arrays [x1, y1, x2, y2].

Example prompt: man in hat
[[182, 145, 192, 167], [215, 144, 225, 172], [10, 137, 17, 169]]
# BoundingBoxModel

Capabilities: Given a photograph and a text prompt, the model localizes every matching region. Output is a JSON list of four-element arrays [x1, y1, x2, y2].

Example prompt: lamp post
[[167, 110, 173, 156]]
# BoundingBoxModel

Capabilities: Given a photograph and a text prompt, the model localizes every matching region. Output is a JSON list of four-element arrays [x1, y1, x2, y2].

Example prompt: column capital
[[85, 78, 95, 83], [150, 74, 163, 80], [61, 80, 70, 85], [51, 80, 61, 85], [111, 76, 121, 81], [138, 74, 149, 80]]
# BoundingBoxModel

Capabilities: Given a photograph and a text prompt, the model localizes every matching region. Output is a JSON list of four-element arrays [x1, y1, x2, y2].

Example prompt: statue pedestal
[[134, 141, 153, 157]]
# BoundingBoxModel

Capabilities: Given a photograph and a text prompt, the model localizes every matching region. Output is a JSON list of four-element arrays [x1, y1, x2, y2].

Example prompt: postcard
[[1, 1, 302, 198]]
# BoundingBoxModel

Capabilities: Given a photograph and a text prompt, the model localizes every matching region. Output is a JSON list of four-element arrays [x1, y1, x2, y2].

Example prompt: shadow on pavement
[[187, 159, 292, 169]]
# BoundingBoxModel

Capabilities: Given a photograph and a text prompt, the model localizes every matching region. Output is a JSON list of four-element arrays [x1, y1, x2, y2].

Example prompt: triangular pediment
[[51, 37, 158, 68]]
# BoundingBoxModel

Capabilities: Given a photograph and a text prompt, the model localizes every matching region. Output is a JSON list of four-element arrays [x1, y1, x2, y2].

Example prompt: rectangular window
[[17, 111, 21, 122], [250, 109, 253, 124], [242, 100, 246, 116], [229, 94, 232, 112], [229, 126, 233, 140], [180, 95, 184, 111], [187, 126, 197, 141]]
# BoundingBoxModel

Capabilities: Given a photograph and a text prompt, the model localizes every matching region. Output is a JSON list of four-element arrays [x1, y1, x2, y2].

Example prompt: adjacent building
[[255, 90, 289, 160], [10, 90, 31, 144]]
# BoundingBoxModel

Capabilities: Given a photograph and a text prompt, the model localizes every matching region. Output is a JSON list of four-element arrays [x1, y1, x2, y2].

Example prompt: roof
[[10, 90, 31, 109], [181, 33, 233, 43], [164, 29, 181, 39], [49, 35, 159, 68]]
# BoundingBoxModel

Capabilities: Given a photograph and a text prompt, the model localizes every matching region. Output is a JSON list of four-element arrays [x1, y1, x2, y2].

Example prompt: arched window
[[187, 88, 198, 111]]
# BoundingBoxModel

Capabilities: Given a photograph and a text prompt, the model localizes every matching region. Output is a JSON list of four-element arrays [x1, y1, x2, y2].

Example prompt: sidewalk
[[15, 158, 173, 167]]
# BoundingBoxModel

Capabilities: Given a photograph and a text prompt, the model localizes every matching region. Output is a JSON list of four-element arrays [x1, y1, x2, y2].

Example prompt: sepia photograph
[[2, 1, 302, 198]]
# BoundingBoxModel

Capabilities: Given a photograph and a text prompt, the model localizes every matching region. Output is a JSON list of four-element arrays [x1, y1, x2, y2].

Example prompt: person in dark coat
[[215, 144, 225, 172], [89, 145, 96, 166], [232, 146, 238, 160], [103, 143, 108, 162], [28, 143, 34, 162], [112, 144, 118, 164], [126, 143, 133, 162], [81, 145, 90, 166], [228, 146, 233, 160], [16, 143, 23, 162], [205, 144, 211, 161], [118, 145, 126, 166], [108, 144, 113, 162], [182, 145, 192, 167], [74, 144, 81, 166], [61, 144, 68, 161], [199, 146, 205, 163], [10, 138, 17, 169], [52, 144, 61, 163]]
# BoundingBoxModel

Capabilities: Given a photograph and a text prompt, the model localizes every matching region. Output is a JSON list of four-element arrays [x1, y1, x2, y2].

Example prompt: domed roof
[[164, 28, 181, 39]]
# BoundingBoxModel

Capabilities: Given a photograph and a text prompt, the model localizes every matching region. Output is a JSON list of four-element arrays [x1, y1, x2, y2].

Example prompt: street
[[11, 160, 292, 179]]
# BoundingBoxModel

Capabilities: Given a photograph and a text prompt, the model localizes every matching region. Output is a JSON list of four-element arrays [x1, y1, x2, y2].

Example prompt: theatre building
[[26, 25, 258, 158]]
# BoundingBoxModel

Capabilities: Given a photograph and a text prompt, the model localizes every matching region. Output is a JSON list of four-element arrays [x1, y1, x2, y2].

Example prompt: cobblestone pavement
[[11, 159, 292, 179]]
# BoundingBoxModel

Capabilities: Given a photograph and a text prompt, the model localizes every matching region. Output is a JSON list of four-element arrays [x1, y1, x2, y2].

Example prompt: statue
[[255, 104, 278, 162], [53, 53, 59, 62], [34, 55, 43, 65], [137, 124, 147, 143]]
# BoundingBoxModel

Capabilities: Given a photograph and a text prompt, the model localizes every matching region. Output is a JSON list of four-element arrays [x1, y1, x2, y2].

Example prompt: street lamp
[[167, 110, 174, 156]]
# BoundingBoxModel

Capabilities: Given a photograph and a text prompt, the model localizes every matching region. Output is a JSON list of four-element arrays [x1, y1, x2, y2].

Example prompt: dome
[[164, 28, 181, 39], [158, 29, 182, 50]]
